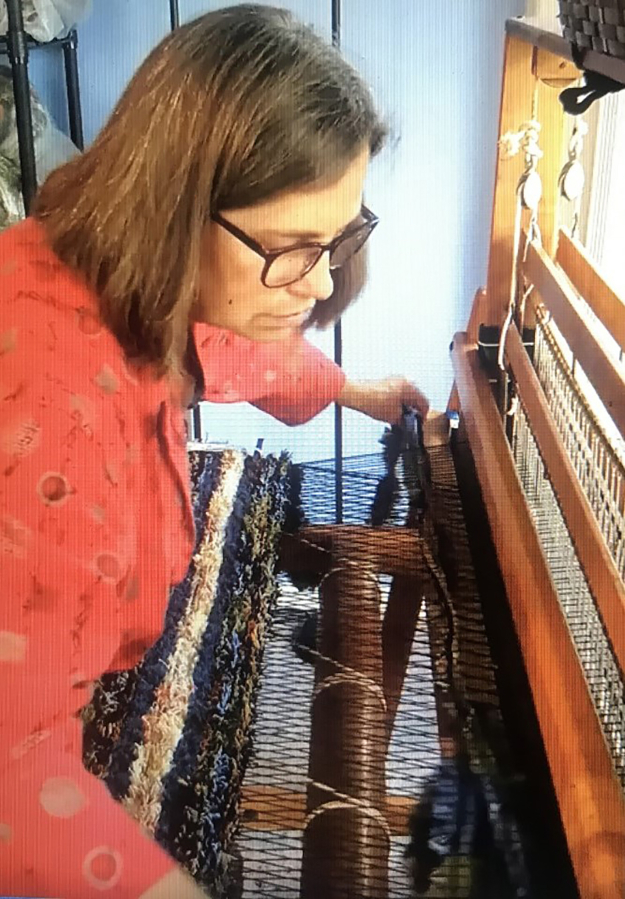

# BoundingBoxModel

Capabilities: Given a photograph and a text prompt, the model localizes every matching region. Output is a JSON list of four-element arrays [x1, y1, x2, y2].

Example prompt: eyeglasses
[[210, 204, 379, 288]]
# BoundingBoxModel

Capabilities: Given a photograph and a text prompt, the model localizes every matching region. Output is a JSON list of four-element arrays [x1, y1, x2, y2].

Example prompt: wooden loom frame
[[449, 20, 625, 899], [238, 20, 625, 899]]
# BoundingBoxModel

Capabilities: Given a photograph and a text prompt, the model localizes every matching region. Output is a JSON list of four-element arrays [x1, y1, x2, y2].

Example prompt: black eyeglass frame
[[210, 204, 379, 288]]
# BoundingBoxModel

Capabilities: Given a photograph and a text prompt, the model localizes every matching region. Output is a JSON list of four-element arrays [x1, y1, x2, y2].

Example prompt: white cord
[[497, 121, 544, 372]]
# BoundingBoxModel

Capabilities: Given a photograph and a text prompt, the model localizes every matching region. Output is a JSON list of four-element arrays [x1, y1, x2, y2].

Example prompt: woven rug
[[82, 446, 294, 897]]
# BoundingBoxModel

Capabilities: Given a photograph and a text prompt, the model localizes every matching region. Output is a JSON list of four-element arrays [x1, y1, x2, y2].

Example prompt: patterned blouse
[[0, 215, 344, 897]]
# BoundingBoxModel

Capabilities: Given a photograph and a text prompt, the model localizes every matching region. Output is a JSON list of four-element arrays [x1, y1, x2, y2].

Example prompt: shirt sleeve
[[252, 336, 347, 426], [192, 323, 346, 425]]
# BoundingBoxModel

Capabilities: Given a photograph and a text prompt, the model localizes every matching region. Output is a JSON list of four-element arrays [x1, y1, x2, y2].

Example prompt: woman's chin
[[248, 319, 306, 341]]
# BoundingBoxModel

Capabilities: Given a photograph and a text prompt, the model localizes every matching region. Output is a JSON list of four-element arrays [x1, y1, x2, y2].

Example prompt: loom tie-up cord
[[498, 120, 542, 375], [299, 640, 392, 838], [560, 44, 625, 115]]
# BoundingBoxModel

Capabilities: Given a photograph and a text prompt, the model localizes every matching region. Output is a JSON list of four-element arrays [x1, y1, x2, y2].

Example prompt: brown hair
[[32, 3, 388, 395]]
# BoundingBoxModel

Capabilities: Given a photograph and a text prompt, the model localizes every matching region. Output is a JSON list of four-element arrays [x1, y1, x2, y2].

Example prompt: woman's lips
[[265, 309, 312, 326]]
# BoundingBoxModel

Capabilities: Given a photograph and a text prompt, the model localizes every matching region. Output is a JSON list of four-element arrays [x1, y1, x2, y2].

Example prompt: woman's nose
[[293, 251, 334, 301]]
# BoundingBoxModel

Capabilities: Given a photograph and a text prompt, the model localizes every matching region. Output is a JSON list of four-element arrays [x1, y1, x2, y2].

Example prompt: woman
[[0, 5, 429, 897]]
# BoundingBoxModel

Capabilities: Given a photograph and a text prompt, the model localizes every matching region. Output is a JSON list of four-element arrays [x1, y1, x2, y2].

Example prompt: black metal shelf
[[0, 0, 84, 212], [0, 31, 75, 50], [0, 0, 181, 214]]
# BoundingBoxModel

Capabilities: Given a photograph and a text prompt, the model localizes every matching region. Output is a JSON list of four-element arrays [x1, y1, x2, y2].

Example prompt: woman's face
[[196, 146, 369, 342]]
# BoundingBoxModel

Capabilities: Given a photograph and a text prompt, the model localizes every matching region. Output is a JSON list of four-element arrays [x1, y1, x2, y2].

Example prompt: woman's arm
[[194, 325, 430, 428], [337, 376, 430, 424], [253, 338, 429, 427]]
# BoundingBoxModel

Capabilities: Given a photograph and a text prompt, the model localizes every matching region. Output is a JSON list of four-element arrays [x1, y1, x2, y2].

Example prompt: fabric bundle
[[0, 0, 91, 42], [82, 446, 293, 896], [0, 65, 79, 231]]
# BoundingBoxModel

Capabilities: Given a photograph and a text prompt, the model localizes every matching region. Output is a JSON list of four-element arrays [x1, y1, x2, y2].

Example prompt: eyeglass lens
[[264, 223, 373, 288]]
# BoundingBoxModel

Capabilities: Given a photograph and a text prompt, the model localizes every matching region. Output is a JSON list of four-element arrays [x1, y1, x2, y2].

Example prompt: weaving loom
[[86, 419, 548, 898], [222, 21, 625, 898], [232, 22, 625, 899], [81, 19, 625, 899]]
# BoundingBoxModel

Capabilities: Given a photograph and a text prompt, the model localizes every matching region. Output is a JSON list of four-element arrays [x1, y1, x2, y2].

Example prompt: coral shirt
[[0, 216, 344, 742], [0, 216, 345, 897]]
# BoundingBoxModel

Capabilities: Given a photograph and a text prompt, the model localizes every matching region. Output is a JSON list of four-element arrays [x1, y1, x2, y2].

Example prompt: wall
[[11, 0, 525, 462], [587, 92, 625, 298], [523, 0, 561, 33]]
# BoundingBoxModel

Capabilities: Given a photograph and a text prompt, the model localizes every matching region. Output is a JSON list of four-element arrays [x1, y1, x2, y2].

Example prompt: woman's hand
[[338, 376, 430, 424]]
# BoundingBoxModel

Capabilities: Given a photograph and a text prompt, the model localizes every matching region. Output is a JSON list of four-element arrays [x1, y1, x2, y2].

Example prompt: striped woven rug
[[82, 446, 294, 897]]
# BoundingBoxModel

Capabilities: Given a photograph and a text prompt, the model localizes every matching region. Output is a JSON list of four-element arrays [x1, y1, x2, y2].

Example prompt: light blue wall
[[12, 0, 524, 462]]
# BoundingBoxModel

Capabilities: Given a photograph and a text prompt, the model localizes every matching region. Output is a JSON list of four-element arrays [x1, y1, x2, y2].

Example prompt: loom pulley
[[558, 118, 588, 239]]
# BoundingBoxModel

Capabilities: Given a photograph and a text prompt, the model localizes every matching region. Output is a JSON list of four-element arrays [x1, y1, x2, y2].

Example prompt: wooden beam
[[451, 330, 625, 899], [302, 564, 388, 897], [524, 237, 625, 439], [505, 322, 625, 675], [448, 287, 488, 414], [423, 410, 452, 447], [382, 574, 424, 746], [279, 532, 331, 578], [485, 34, 535, 327], [280, 526, 426, 578], [556, 228, 625, 351], [506, 19, 625, 87], [240, 785, 414, 837], [381, 411, 449, 744], [507, 19, 574, 62]]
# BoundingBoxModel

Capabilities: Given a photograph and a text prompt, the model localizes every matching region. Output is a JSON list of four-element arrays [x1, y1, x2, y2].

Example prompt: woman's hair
[[32, 4, 388, 392]]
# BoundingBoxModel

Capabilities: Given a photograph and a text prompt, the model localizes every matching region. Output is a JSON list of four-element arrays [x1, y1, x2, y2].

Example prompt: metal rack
[[2, 0, 181, 213], [2, 0, 83, 212]]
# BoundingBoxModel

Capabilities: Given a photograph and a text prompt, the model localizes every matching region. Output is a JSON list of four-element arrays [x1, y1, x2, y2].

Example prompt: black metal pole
[[192, 402, 202, 442], [331, 0, 343, 524], [169, 0, 180, 31], [331, 0, 341, 47], [169, 0, 199, 440], [63, 29, 84, 151], [6, 0, 37, 213]]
